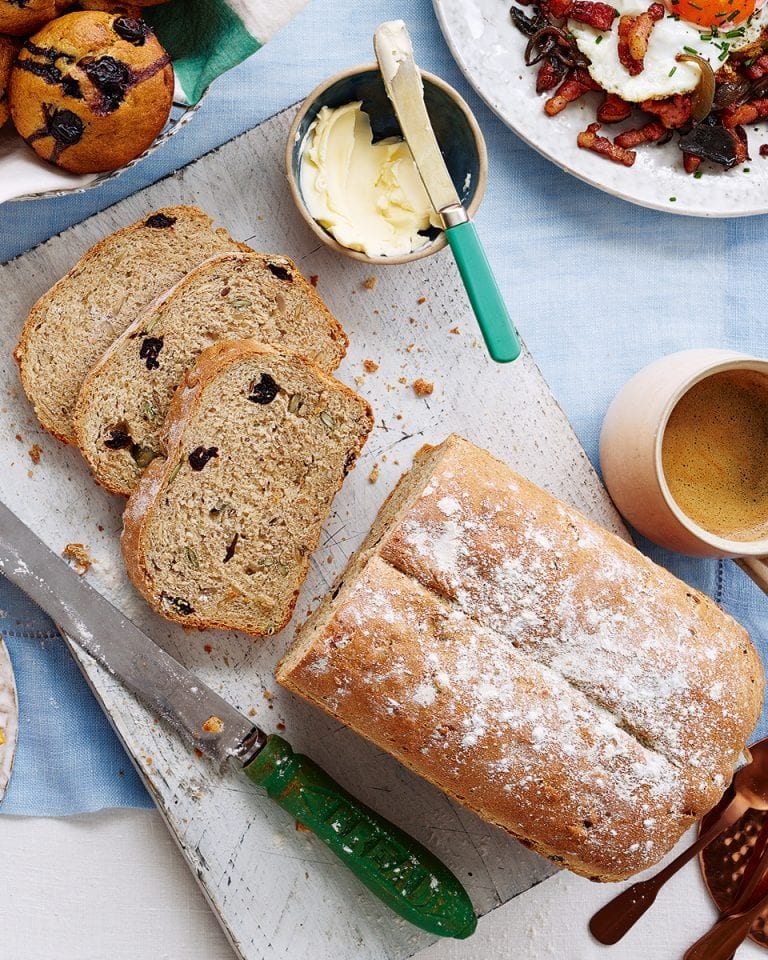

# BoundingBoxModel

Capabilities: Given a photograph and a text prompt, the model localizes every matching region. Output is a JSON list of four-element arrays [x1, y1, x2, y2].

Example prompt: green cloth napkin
[[147, 0, 310, 105]]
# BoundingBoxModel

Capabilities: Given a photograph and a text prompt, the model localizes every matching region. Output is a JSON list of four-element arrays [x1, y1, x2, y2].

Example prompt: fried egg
[[570, 0, 768, 102]]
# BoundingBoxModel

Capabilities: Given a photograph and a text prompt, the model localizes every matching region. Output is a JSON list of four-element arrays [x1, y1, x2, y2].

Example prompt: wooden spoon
[[590, 740, 768, 945]]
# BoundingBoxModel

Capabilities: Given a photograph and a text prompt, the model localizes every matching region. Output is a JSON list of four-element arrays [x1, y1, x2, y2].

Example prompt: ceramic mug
[[600, 349, 768, 594]]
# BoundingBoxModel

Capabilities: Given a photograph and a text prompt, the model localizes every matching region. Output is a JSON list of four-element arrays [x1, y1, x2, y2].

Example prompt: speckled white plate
[[0, 638, 18, 803], [433, 0, 768, 216]]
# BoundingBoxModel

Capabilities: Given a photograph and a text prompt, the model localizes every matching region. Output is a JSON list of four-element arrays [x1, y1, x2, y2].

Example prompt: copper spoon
[[590, 740, 768, 945], [684, 818, 768, 960]]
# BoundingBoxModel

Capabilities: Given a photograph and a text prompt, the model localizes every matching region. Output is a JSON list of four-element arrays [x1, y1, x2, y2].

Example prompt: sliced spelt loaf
[[74, 252, 348, 497], [15, 206, 250, 444], [122, 340, 374, 637]]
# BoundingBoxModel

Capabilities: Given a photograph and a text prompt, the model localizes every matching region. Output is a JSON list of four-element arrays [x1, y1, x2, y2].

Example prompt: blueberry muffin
[[0, 1, 74, 38], [9, 11, 173, 173], [78, 0, 166, 10], [0, 37, 18, 128]]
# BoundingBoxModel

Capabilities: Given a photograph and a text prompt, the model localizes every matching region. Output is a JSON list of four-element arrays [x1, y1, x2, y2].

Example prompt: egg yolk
[[665, 0, 755, 26]]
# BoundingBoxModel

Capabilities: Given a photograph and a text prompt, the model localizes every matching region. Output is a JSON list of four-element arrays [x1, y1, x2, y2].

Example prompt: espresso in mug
[[661, 369, 768, 543]]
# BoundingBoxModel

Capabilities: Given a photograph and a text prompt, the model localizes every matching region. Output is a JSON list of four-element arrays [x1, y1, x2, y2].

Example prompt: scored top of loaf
[[278, 434, 764, 881], [15, 205, 250, 444]]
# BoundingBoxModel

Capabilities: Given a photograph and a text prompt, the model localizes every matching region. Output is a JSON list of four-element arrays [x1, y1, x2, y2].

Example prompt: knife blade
[[0, 498, 476, 939], [374, 20, 521, 365]]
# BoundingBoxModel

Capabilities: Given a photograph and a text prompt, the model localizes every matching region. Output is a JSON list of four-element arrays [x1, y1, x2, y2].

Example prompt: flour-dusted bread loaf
[[15, 206, 249, 444], [278, 435, 764, 882], [74, 252, 349, 496], [122, 340, 374, 637]]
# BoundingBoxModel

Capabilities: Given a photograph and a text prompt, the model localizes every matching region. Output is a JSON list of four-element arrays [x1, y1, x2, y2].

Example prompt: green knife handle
[[445, 219, 521, 364], [243, 735, 477, 940]]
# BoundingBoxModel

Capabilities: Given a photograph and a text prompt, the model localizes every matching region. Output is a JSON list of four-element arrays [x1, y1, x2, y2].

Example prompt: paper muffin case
[[2, 0, 310, 204]]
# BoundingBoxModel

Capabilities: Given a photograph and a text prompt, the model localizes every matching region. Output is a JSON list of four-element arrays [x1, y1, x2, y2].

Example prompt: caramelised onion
[[675, 53, 716, 121]]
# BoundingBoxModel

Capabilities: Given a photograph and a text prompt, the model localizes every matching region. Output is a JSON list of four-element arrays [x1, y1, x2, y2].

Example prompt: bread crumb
[[413, 378, 434, 397], [363, 359, 379, 373], [15, 433, 22, 443], [263, 689, 274, 702], [202, 716, 223, 734], [276, 721, 286, 732], [203, 643, 213, 654], [62, 543, 92, 575], [398, 376, 408, 385], [450, 326, 460, 335], [368, 463, 380, 484], [405, 343, 415, 353], [354, 375, 365, 387], [417, 296, 427, 305], [362, 276, 378, 291], [248, 707, 257, 717], [309, 274, 319, 287], [295, 821, 311, 833], [28, 444, 42, 465]]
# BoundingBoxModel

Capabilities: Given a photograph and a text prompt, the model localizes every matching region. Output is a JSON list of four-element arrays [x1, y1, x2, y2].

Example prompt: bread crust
[[73, 251, 349, 496], [122, 339, 373, 637], [15, 205, 251, 444], [278, 435, 764, 881]]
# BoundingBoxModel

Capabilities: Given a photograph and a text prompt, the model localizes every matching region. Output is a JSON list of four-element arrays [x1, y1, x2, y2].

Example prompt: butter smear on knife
[[299, 101, 440, 258]]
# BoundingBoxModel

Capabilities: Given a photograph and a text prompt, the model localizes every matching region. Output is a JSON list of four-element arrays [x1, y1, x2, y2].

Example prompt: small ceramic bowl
[[286, 64, 488, 265]]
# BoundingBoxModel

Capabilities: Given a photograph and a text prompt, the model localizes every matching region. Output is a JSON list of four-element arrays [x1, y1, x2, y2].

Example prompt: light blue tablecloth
[[1, 0, 766, 816]]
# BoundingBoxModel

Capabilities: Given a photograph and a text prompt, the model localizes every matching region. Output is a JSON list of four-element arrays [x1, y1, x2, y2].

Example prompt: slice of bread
[[122, 340, 374, 638], [15, 206, 250, 444], [74, 252, 349, 496]]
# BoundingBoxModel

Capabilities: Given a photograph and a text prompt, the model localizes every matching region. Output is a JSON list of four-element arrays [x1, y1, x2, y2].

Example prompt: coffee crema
[[661, 369, 768, 543]]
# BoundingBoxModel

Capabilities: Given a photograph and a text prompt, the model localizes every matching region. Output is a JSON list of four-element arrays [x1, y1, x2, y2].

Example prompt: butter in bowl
[[286, 63, 487, 266]]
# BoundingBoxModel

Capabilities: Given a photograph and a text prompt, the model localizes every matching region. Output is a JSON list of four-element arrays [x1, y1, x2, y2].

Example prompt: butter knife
[[374, 20, 521, 364], [0, 498, 476, 939]]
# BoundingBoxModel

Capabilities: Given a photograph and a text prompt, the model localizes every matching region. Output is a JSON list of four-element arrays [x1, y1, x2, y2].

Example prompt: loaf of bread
[[15, 206, 249, 444], [122, 339, 373, 638], [277, 435, 764, 882], [75, 251, 348, 496]]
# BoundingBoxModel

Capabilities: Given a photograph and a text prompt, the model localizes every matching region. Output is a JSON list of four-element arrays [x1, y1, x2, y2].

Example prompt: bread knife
[[373, 20, 521, 364], [0, 498, 476, 939]]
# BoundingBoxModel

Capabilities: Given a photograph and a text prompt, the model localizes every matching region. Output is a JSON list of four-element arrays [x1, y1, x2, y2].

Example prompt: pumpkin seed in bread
[[74, 252, 348, 496], [9, 11, 173, 173], [15, 205, 250, 444], [122, 340, 374, 638]]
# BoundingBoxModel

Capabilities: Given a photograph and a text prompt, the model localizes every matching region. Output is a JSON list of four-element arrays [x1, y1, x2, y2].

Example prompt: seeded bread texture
[[122, 340, 374, 638], [74, 252, 349, 496], [278, 435, 763, 882], [15, 206, 250, 444]]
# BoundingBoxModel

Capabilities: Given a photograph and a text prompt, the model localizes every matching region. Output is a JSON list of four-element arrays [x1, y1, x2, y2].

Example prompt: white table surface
[[0, 810, 763, 959]]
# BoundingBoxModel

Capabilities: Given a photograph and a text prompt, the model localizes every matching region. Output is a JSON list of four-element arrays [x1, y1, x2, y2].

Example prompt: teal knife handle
[[445, 219, 521, 364], [243, 735, 477, 940]]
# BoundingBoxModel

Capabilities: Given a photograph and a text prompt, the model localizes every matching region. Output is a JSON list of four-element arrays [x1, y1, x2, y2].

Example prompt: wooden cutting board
[[0, 106, 629, 960]]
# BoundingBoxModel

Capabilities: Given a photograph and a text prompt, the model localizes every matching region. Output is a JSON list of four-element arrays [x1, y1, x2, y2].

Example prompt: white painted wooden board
[[0, 106, 629, 960]]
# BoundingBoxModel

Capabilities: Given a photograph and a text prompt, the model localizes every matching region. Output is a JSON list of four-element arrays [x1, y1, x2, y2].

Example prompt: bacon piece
[[547, 0, 574, 17], [614, 120, 666, 147], [569, 0, 618, 29], [722, 98, 768, 128], [537, 59, 566, 93], [746, 54, 768, 81], [683, 153, 701, 174], [597, 92, 632, 123], [618, 3, 664, 76], [545, 69, 601, 115], [640, 94, 692, 128], [577, 122, 637, 165]]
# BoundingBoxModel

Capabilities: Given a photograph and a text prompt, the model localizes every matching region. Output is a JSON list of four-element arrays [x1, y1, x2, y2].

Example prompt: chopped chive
[[683, 45, 699, 53], [743, 166, 751, 172], [694, 170, 703, 178], [725, 27, 744, 35], [700, 31, 713, 38], [669, 65, 678, 75], [669, 196, 677, 201], [595, 32, 603, 42], [727, 9, 739, 18], [719, 48, 729, 59]]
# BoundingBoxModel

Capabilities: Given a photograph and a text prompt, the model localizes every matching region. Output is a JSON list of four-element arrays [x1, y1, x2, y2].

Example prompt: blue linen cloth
[[0, 0, 766, 816]]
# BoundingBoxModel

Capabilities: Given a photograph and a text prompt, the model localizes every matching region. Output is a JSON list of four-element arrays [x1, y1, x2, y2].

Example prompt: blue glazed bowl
[[286, 64, 488, 265]]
